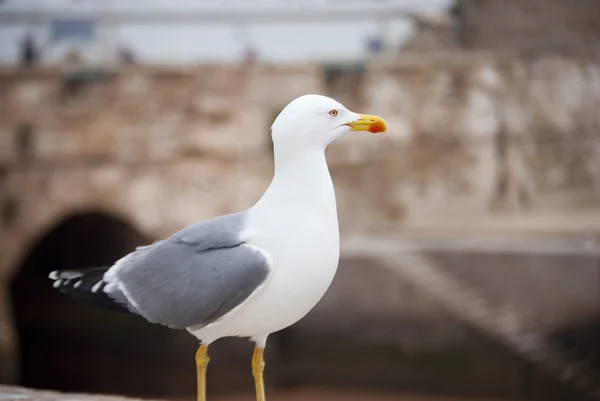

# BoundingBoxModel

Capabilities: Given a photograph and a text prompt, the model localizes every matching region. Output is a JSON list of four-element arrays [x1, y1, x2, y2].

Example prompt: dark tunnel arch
[[10, 211, 200, 398]]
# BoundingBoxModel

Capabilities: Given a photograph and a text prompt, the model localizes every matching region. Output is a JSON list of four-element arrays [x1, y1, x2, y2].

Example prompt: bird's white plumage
[[188, 95, 359, 346]]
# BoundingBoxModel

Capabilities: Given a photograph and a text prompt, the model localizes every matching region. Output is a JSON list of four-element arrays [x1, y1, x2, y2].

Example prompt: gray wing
[[102, 211, 272, 330]]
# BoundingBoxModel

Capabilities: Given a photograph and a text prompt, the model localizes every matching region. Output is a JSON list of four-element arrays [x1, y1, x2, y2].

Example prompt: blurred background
[[0, 0, 599, 400]]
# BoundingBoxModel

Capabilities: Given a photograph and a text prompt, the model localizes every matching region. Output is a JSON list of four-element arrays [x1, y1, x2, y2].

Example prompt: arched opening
[[10, 212, 199, 398]]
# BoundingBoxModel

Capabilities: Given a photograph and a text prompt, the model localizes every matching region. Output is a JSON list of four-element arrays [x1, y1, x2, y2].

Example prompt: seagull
[[48, 94, 388, 401]]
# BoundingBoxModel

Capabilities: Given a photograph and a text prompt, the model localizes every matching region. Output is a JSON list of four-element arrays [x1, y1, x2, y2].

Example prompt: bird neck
[[274, 147, 329, 185], [256, 148, 337, 214]]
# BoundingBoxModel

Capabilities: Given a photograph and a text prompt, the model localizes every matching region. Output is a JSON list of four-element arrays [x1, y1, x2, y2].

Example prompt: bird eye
[[328, 110, 338, 117]]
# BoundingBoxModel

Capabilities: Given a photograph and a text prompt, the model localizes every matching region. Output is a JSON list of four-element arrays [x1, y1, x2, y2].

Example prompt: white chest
[[193, 151, 342, 341], [250, 200, 340, 288], [238, 206, 340, 333]]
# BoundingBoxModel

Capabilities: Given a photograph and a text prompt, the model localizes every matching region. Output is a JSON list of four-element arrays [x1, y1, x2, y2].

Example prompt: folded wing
[[50, 212, 273, 330]]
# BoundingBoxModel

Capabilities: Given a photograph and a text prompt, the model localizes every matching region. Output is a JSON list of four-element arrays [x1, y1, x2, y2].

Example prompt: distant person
[[119, 47, 137, 66], [366, 35, 383, 54], [20, 34, 39, 68], [243, 47, 258, 67]]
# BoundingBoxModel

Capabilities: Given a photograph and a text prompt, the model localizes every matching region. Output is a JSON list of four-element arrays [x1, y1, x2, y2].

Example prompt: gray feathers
[[172, 212, 249, 251], [50, 212, 272, 330]]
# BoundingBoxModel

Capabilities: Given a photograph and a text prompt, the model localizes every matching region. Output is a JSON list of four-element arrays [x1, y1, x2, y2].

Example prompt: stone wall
[[330, 54, 600, 232], [2, 54, 599, 238], [0, 385, 154, 401]]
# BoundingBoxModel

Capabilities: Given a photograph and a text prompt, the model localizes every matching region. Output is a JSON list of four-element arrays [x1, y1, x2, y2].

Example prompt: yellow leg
[[252, 346, 266, 401], [195, 345, 209, 401]]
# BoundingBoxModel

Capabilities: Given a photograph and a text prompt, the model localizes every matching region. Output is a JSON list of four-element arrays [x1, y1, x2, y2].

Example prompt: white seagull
[[49, 94, 388, 401]]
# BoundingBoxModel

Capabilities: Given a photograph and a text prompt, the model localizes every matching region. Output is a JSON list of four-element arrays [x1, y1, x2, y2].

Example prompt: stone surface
[[0, 385, 506, 401], [0, 384, 157, 400]]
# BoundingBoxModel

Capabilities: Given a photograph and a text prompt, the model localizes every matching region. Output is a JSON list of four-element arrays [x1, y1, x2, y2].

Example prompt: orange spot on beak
[[368, 120, 387, 134], [347, 114, 388, 134]]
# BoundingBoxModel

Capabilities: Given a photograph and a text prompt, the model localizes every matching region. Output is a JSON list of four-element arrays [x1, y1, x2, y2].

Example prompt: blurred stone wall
[[0, 55, 599, 391], [1, 55, 599, 242], [329, 54, 600, 232]]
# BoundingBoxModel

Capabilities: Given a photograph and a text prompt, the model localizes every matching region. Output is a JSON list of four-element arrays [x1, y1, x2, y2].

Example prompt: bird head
[[271, 94, 388, 151]]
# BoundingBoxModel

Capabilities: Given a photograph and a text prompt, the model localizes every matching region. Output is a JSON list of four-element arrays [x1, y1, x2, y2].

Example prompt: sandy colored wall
[[2, 55, 599, 238]]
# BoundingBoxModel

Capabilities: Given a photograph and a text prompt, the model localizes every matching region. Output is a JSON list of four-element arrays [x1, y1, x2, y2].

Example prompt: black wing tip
[[48, 267, 128, 312]]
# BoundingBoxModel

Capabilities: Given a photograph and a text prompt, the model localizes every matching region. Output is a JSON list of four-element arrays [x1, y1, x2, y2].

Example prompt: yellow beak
[[346, 114, 388, 134]]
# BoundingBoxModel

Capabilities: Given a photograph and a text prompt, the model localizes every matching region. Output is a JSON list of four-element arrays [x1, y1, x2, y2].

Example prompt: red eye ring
[[328, 109, 338, 117]]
